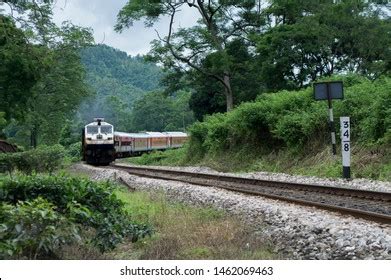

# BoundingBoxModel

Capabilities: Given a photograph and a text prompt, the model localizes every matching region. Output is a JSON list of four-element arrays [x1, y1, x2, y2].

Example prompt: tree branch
[[164, 4, 229, 90]]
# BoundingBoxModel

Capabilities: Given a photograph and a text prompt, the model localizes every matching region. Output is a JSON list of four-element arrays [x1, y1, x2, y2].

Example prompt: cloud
[[52, 0, 199, 55]]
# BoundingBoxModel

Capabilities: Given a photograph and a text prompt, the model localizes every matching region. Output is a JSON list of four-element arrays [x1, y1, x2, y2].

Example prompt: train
[[82, 118, 188, 165]]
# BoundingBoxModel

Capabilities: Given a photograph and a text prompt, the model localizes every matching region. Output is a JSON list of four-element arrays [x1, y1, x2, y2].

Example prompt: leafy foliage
[[116, 0, 264, 111], [0, 1, 93, 147], [0, 145, 65, 175], [0, 15, 42, 121], [0, 197, 79, 259], [127, 148, 187, 166], [188, 39, 263, 120], [0, 174, 152, 257], [187, 76, 391, 159], [77, 44, 163, 132], [116, 0, 390, 119], [65, 142, 82, 163], [254, 0, 391, 91], [131, 90, 195, 131]]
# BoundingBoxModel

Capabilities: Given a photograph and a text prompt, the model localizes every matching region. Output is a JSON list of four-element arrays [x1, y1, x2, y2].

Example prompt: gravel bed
[[71, 163, 391, 260], [115, 162, 391, 193]]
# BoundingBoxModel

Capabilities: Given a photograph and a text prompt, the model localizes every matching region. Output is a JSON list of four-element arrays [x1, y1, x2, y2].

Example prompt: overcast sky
[[51, 0, 199, 56]]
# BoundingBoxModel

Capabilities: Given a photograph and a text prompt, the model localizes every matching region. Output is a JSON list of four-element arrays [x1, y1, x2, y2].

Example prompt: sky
[[51, 0, 199, 56]]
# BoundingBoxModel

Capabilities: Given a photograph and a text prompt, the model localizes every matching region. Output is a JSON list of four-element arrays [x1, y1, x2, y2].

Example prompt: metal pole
[[327, 83, 337, 155]]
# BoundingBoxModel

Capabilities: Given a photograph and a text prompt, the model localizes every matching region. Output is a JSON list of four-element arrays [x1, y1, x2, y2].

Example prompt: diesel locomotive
[[82, 119, 188, 165], [82, 118, 116, 165]]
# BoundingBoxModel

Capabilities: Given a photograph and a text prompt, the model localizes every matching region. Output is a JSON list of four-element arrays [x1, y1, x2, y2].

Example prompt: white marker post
[[340, 117, 351, 179]]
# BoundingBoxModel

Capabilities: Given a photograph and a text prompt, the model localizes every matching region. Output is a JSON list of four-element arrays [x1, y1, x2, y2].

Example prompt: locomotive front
[[82, 118, 115, 165]]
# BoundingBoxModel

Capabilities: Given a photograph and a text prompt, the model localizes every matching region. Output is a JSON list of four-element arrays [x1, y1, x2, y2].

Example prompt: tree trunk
[[30, 127, 37, 148], [223, 73, 233, 111]]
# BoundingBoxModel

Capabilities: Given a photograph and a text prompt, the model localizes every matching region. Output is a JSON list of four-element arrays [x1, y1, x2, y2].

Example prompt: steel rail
[[111, 164, 391, 224]]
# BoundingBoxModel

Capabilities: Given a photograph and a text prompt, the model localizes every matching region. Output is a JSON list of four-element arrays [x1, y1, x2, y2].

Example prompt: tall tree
[[188, 38, 263, 120], [254, 0, 391, 91], [0, 15, 42, 121], [1, 0, 93, 147], [115, 0, 263, 111], [130, 90, 194, 131]]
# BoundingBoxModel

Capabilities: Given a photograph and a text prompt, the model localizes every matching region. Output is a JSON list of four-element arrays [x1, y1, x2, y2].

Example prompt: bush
[[65, 142, 82, 162], [0, 175, 152, 257], [0, 144, 65, 174], [187, 76, 391, 157], [0, 198, 80, 259], [128, 148, 187, 166]]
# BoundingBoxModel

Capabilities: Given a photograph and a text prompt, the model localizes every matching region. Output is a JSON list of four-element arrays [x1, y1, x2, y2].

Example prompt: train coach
[[114, 131, 188, 158], [82, 119, 188, 165]]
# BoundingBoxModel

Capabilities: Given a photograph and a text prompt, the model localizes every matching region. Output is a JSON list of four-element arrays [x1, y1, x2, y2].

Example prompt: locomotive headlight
[[108, 137, 113, 140], [87, 137, 92, 140]]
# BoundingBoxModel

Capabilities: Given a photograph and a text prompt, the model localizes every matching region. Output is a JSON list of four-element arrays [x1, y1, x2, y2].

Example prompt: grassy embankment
[[126, 75, 390, 181], [108, 188, 276, 259], [0, 138, 275, 260], [0, 170, 276, 259]]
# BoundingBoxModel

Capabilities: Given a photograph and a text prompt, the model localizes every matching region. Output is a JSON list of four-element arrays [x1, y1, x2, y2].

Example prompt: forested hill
[[77, 44, 163, 129], [81, 44, 162, 92]]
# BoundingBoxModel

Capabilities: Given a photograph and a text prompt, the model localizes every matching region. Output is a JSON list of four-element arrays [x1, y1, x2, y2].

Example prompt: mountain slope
[[77, 44, 163, 130]]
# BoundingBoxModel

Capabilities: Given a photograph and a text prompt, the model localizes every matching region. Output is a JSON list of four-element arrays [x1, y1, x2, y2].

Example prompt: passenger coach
[[114, 131, 188, 157]]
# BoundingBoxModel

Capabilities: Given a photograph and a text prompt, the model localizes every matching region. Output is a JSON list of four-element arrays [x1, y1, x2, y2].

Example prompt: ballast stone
[[72, 163, 391, 260]]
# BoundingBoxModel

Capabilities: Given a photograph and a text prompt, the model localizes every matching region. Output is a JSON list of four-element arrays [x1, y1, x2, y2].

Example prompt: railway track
[[110, 164, 391, 224]]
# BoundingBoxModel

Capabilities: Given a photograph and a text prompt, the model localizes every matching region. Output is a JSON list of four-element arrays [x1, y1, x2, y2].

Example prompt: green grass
[[125, 148, 187, 166], [125, 144, 390, 181], [108, 188, 276, 260]]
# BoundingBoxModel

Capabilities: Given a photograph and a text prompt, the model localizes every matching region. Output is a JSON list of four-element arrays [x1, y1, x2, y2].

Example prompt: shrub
[[128, 148, 187, 166], [0, 198, 80, 259], [65, 142, 82, 162], [186, 76, 391, 156], [0, 175, 152, 255], [0, 144, 65, 174]]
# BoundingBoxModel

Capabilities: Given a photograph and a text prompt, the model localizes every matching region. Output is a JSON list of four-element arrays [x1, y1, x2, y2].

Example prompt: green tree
[[1, 1, 93, 147], [25, 43, 92, 146], [130, 91, 174, 131], [254, 0, 391, 91], [130, 91, 194, 131], [0, 15, 42, 121], [0, 112, 6, 138], [116, 0, 263, 111], [189, 39, 263, 120], [77, 45, 163, 131]]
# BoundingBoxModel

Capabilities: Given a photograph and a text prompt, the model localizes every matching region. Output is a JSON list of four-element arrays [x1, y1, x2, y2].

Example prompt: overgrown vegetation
[[129, 76, 390, 180], [0, 145, 66, 175], [0, 143, 84, 175], [0, 174, 151, 259], [116, 0, 391, 117], [0, 197, 80, 259], [189, 76, 390, 155], [108, 190, 275, 260], [0, 1, 93, 148], [125, 148, 187, 167]]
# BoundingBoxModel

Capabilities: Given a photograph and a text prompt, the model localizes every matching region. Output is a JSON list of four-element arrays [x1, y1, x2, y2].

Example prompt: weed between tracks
[[108, 189, 275, 260]]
